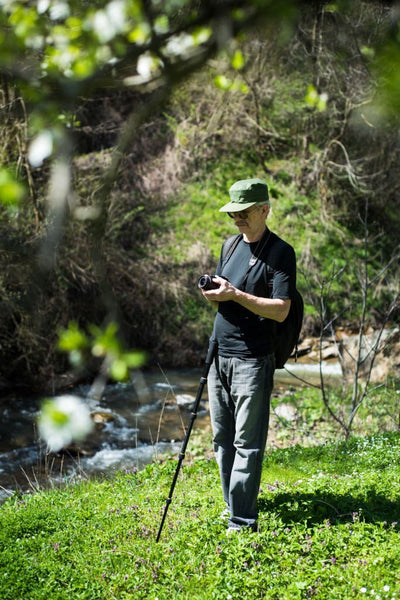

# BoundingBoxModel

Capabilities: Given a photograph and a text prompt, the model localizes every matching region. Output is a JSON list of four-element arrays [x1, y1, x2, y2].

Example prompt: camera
[[197, 274, 220, 291]]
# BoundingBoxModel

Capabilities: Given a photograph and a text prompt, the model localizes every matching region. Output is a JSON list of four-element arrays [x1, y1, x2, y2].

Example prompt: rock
[[273, 402, 298, 422], [321, 345, 339, 360], [175, 394, 196, 408], [91, 411, 115, 424], [296, 328, 400, 383], [340, 327, 400, 383]]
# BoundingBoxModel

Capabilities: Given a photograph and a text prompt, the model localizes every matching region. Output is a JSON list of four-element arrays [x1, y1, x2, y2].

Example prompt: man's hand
[[201, 276, 236, 303], [201, 275, 291, 322]]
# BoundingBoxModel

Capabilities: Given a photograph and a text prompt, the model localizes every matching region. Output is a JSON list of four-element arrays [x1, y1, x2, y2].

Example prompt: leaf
[[124, 351, 146, 368], [214, 75, 232, 90], [0, 169, 25, 206], [305, 85, 328, 111], [110, 358, 129, 381], [231, 49, 245, 70], [295, 581, 308, 590], [90, 322, 121, 357], [57, 322, 89, 352]]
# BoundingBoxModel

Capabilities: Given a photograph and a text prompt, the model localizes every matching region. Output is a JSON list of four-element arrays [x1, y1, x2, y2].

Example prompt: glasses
[[228, 205, 261, 219]]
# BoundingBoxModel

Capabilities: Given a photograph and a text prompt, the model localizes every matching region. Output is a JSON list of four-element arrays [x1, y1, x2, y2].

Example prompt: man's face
[[228, 204, 269, 236]]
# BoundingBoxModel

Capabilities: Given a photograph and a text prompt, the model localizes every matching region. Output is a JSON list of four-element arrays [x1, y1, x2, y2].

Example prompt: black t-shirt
[[212, 228, 296, 358]]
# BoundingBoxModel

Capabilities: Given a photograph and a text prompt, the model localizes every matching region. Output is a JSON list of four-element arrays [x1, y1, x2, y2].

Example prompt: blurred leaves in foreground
[[57, 320, 146, 382]]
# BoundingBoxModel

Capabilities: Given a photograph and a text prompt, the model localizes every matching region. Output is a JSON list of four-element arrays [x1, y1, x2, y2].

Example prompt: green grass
[[1, 433, 400, 599]]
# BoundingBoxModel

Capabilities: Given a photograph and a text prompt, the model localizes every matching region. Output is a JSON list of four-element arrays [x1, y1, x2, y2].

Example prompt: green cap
[[219, 178, 270, 212]]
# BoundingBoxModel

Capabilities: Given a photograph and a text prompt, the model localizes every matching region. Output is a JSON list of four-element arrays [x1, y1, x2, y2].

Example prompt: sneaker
[[219, 508, 230, 520], [226, 526, 241, 536], [226, 523, 258, 536]]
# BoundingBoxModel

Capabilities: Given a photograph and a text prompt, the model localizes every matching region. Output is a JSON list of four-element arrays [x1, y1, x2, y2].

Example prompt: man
[[201, 178, 296, 533]]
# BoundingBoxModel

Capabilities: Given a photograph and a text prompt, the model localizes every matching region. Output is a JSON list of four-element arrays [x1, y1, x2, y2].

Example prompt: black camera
[[197, 274, 220, 291]]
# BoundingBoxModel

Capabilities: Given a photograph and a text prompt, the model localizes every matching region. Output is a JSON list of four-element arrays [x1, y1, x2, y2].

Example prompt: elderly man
[[201, 178, 297, 533]]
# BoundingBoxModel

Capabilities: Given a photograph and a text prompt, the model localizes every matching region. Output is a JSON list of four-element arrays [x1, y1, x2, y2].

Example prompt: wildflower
[[136, 53, 162, 80], [38, 395, 93, 452], [28, 130, 53, 167], [360, 587, 367, 593], [383, 586, 390, 592]]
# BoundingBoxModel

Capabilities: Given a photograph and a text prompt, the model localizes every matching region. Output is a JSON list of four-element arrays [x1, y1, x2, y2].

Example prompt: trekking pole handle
[[204, 338, 217, 369]]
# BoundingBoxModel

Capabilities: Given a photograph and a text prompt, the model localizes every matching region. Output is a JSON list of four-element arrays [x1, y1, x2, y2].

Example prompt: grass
[[1, 430, 400, 600]]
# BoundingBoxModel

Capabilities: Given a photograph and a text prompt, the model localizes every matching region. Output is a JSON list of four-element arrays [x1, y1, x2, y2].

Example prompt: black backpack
[[272, 287, 304, 368], [221, 233, 304, 369]]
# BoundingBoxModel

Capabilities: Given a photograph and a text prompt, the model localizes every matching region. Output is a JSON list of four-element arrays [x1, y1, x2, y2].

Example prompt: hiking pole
[[156, 338, 217, 543]]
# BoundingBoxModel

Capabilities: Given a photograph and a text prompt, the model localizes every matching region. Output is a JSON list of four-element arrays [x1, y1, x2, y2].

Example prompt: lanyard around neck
[[241, 228, 272, 290]]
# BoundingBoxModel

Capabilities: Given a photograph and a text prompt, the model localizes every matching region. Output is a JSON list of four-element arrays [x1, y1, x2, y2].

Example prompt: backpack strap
[[221, 233, 242, 266]]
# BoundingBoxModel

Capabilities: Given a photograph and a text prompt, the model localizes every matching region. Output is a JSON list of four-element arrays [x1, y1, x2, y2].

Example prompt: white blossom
[[28, 130, 53, 167], [38, 395, 93, 452]]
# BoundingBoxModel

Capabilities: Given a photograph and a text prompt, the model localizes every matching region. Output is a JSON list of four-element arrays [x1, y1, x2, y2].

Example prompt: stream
[[0, 360, 342, 503]]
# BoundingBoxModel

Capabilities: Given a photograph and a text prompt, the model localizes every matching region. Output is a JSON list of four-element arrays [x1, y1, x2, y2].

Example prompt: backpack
[[272, 287, 304, 368], [221, 233, 304, 369]]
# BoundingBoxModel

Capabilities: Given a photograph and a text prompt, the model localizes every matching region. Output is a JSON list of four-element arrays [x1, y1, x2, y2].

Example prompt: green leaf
[[214, 75, 232, 90], [0, 169, 25, 206], [90, 322, 121, 357], [57, 322, 89, 352], [127, 22, 151, 44], [305, 84, 328, 111], [231, 49, 245, 70], [110, 358, 129, 381], [192, 26, 212, 46], [295, 581, 308, 589], [124, 351, 146, 368]]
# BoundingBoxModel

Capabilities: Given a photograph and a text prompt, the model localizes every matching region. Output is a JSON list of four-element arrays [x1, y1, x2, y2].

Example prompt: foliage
[[58, 320, 145, 381], [1, 432, 400, 599], [0, 1, 399, 390]]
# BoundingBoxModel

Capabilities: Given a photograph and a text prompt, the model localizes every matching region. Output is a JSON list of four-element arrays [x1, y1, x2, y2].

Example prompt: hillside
[[0, 4, 399, 391]]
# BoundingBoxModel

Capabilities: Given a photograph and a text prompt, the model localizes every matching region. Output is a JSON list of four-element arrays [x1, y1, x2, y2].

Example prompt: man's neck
[[243, 225, 267, 243]]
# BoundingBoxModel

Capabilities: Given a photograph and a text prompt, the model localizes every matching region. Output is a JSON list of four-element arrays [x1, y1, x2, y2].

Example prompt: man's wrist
[[232, 287, 244, 302]]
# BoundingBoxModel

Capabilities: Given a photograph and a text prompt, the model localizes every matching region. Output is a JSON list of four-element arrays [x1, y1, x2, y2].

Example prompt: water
[[0, 360, 341, 503]]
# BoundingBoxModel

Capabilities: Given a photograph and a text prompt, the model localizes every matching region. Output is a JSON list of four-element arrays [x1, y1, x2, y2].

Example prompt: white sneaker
[[219, 508, 230, 520], [226, 524, 258, 536], [226, 526, 241, 536]]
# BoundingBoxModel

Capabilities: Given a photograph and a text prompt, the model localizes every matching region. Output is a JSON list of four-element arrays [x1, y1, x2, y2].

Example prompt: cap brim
[[219, 201, 258, 213]]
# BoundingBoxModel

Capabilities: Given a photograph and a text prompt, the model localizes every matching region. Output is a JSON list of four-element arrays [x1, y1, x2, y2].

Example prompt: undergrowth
[[1, 432, 400, 600]]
